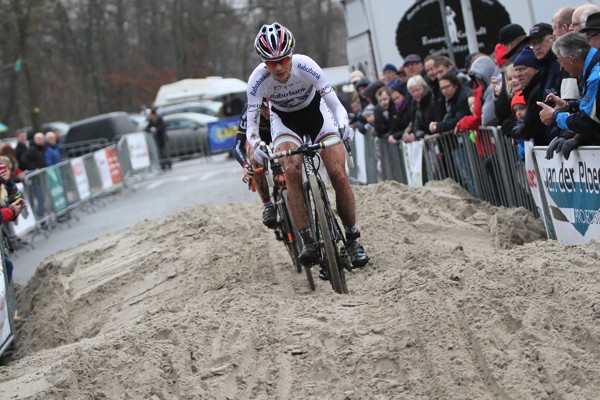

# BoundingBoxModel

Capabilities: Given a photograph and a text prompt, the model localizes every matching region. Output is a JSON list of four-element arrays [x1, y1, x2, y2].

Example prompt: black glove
[[561, 138, 579, 160], [545, 137, 566, 159]]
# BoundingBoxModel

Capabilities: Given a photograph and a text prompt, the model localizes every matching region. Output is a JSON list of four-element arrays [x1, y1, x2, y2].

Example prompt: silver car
[[162, 112, 219, 158]]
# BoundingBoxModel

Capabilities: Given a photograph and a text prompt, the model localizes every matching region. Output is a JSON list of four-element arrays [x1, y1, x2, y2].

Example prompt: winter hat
[[362, 104, 376, 117], [498, 23, 526, 45], [514, 47, 539, 70], [355, 77, 371, 90], [383, 63, 398, 73], [511, 90, 526, 118]]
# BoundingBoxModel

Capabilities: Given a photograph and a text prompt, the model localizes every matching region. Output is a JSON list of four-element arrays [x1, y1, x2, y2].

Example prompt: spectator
[[510, 90, 527, 160], [398, 68, 408, 83], [425, 55, 446, 122], [553, 6, 575, 36], [354, 77, 372, 108], [373, 86, 396, 137], [349, 70, 364, 86], [361, 104, 376, 136], [509, 47, 548, 145], [0, 145, 25, 182], [428, 72, 473, 134], [402, 54, 425, 78], [145, 108, 171, 170], [20, 132, 46, 172], [44, 131, 62, 166], [0, 155, 25, 283], [20, 132, 47, 220], [530, 22, 562, 143], [14, 129, 28, 168], [570, 4, 600, 32], [403, 75, 442, 142], [581, 12, 600, 48], [494, 43, 509, 68], [498, 23, 529, 64], [362, 79, 385, 106], [498, 63, 524, 136], [432, 55, 470, 85], [381, 63, 401, 89], [387, 87, 411, 144], [469, 56, 499, 126], [540, 32, 600, 159]]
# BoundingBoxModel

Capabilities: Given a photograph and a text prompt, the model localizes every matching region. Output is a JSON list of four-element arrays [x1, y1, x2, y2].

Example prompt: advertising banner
[[208, 117, 239, 153], [126, 133, 150, 170], [533, 147, 600, 244], [0, 260, 12, 355], [71, 157, 91, 201], [403, 141, 424, 186], [10, 183, 37, 237], [46, 166, 67, 213], [105, 147, 123, 185], [94, 150, 113, 190]]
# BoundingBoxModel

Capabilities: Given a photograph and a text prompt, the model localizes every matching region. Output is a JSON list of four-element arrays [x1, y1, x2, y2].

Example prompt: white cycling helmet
[[254, 22, 295, 61]]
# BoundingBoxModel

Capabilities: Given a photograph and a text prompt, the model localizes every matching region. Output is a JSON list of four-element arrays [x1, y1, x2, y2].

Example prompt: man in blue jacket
[[539, 32, 600, 159]]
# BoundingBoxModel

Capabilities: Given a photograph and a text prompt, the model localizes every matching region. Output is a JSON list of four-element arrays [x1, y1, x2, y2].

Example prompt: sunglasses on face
[[265, 57, 291, 68]]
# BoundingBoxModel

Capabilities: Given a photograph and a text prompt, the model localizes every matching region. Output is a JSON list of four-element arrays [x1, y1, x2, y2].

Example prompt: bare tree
[[0, 0, 347, 136]]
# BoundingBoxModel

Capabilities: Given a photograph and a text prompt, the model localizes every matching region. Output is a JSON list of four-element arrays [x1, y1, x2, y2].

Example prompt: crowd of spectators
[[346, 3, 600, 167]]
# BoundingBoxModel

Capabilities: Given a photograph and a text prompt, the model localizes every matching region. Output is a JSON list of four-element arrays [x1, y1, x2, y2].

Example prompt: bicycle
[[259, 147, 316, 291], [265, 135, 354, 294]]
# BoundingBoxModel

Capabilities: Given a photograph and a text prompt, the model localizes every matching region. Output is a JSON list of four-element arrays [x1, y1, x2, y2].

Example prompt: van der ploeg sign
[[396, 0, 510, 67]]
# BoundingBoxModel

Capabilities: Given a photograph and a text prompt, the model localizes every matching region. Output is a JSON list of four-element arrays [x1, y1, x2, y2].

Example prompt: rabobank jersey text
[[247, 54, 330, 113]]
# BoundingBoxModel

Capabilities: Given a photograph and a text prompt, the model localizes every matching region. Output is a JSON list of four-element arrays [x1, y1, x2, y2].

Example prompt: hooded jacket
[[469, 56, 500, 126]]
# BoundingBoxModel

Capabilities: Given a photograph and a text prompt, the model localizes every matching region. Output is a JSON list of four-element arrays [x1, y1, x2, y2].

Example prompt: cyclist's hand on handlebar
[[241, 162, 254, 183], [253, 141, 272, 166], [339, 124, 354, 142]]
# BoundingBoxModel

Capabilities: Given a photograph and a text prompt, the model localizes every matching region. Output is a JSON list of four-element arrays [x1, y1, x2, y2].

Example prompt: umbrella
[[0, 122, 7, 133]]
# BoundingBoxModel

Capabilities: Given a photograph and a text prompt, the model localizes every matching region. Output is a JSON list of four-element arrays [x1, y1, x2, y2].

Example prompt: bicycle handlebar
[[270, 137, 342, 159]]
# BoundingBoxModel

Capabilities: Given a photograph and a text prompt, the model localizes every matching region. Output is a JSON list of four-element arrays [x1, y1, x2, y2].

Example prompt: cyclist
[[233, 98, 276, 228], [246, 22, 369, 272]]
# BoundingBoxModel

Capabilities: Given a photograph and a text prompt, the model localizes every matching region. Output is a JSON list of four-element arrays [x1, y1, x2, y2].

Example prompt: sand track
[[1, 180, 599, 399]]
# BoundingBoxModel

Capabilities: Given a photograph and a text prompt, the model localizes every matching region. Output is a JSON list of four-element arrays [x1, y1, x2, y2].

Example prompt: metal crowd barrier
[[347, 127, 538, 215], [117, 133, 161, 180]]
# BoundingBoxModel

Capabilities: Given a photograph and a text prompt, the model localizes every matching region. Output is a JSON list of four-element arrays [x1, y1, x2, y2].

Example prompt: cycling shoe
[[299, 242, 319, 266], [346, 240, 369, 268], [262, 205, 277, 228]]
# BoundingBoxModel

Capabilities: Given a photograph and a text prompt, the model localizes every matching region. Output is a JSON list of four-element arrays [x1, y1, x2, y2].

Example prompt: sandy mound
[[1, 180, 598, 399]]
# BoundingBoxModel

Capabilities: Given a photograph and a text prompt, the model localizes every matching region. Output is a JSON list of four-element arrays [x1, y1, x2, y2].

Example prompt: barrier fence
[[348, 126, 538, 216], [0, 133, 163, 359]]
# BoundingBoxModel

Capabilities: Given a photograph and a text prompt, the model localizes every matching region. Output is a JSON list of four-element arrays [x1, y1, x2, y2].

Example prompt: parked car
[[24, 121, 71, 142], [157, 101, 223, 118], [63, 112, 139, 157], [162, 112, 218, 158]]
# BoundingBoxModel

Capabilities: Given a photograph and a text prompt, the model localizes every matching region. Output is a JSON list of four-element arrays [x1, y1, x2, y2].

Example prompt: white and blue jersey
[[246, 54, 348, 148]]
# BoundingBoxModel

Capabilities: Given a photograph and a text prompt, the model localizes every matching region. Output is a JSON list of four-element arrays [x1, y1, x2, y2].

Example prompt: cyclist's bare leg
[[276, 142, 309, 229], [322, 143, 369, 268], [247, 146, 270, 203], [321, 144, 356, 228]]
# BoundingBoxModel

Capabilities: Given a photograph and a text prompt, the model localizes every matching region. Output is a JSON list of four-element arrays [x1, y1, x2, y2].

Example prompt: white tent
[[154, 77, 247, 107]]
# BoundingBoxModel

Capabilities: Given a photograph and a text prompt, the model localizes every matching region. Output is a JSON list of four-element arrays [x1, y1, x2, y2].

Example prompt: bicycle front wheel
[[308, 174, 347, 294]]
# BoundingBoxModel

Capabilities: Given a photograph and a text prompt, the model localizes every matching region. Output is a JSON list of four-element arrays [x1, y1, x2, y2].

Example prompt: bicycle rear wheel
[[308, 174, 347, 294]]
